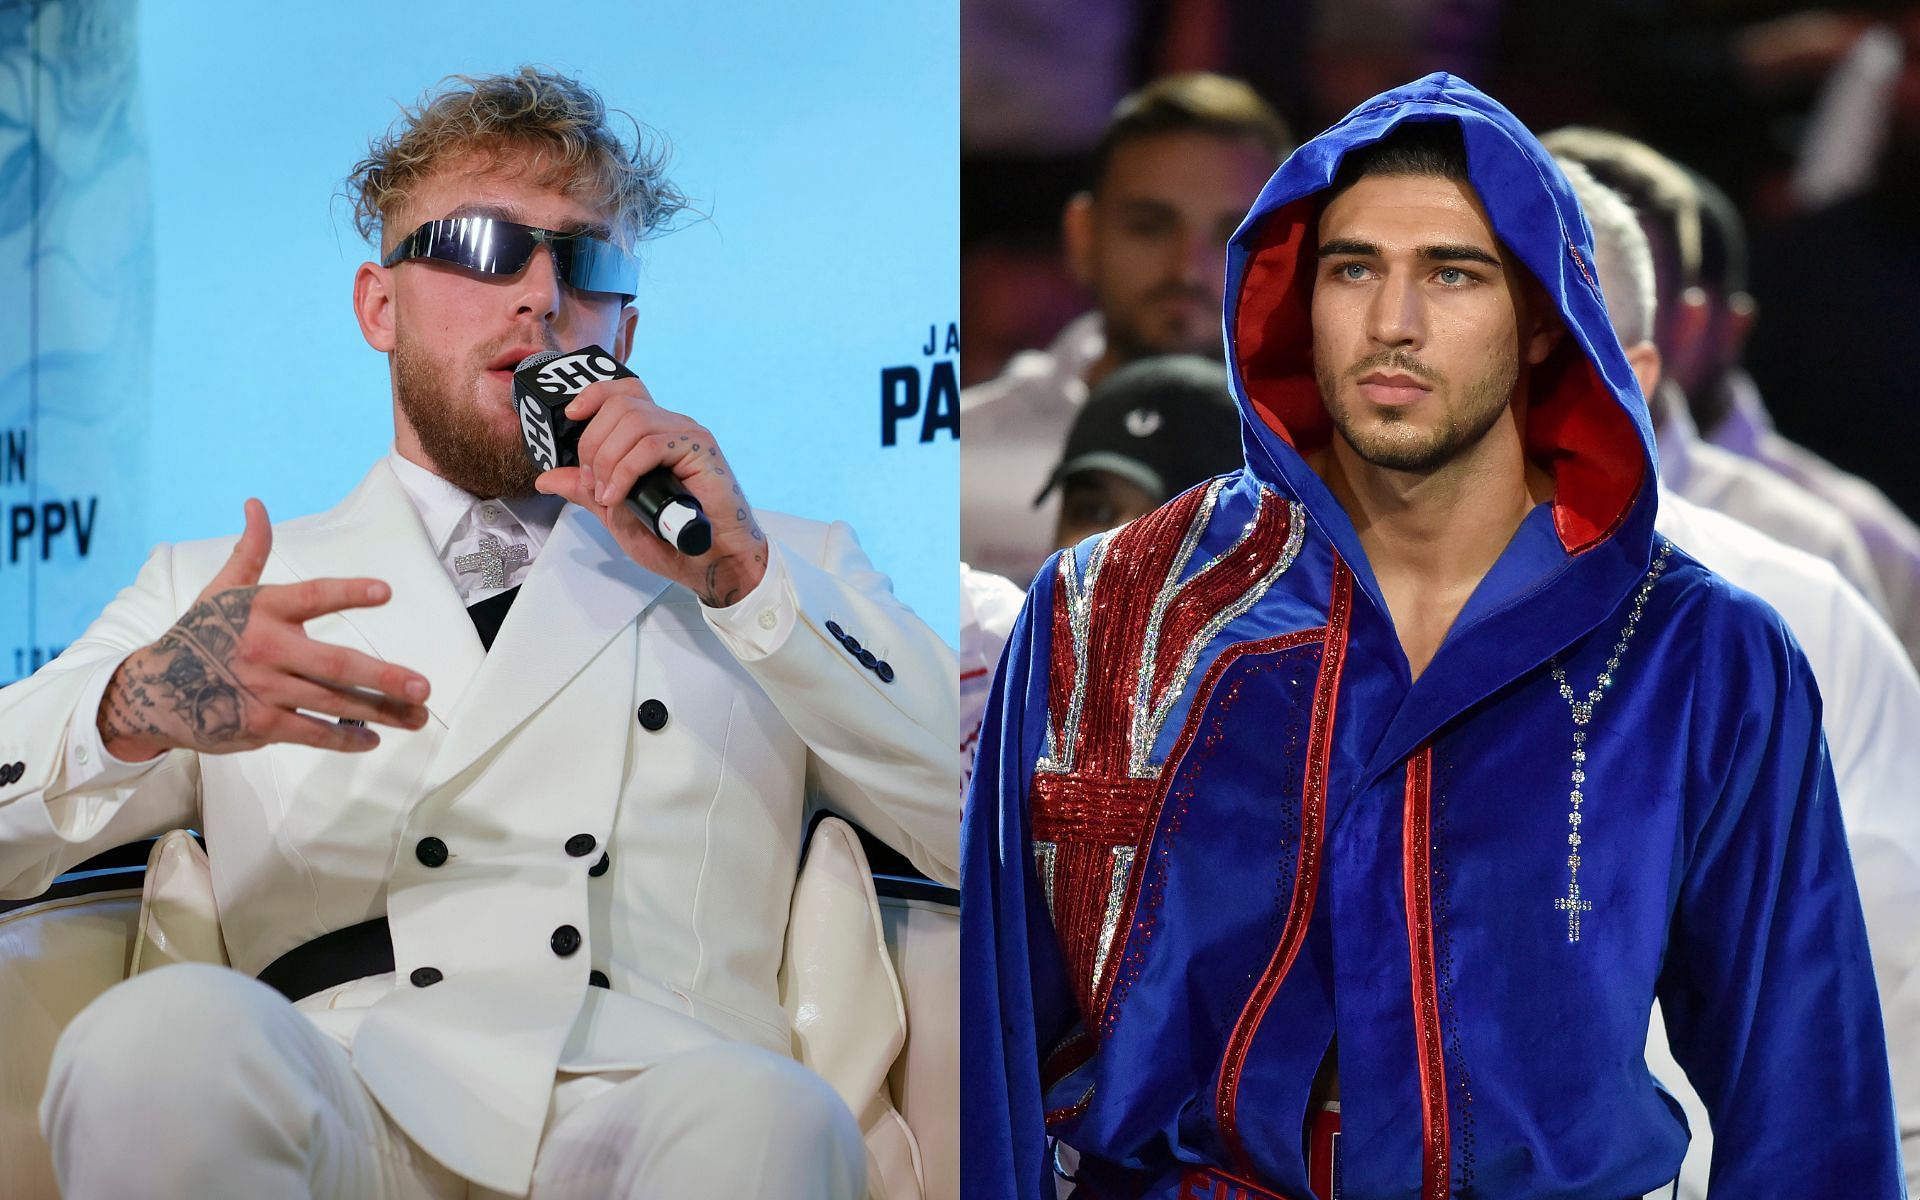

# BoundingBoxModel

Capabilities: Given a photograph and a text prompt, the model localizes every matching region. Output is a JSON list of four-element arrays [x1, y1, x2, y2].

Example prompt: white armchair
[[0, 820, 956, 1200]]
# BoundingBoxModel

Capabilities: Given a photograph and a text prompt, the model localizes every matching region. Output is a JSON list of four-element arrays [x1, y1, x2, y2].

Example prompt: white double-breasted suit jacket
[[0, 460, 960, 1194]]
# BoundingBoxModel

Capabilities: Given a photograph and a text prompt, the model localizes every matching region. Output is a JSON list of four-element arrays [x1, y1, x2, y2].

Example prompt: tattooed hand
[[96, 499, 432, 761], [532, 375, 768, 608]]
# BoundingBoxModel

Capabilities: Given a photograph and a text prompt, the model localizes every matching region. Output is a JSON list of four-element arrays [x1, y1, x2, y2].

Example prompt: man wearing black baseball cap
[[1038, 355, 1244, 550]]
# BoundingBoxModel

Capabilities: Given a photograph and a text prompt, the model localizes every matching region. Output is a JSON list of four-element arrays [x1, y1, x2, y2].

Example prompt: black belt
[[257, 916, 393, 1002], [258, 917, 615, 1001]]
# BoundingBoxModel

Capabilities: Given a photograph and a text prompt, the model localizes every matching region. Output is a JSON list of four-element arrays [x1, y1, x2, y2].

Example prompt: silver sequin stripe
[[1038, 533, 1115, 775], [1131, 498, 1309, 779], [1125, 479, 1229, 777], [1033, 841, 1060, 920], [1089, 845, 1137, 990]]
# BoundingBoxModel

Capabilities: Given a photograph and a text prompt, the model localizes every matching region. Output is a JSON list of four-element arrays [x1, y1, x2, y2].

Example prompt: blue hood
[[1224, 72, 1658, 563]]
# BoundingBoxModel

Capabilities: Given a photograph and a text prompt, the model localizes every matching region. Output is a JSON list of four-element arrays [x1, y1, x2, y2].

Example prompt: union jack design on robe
[[961, 74, 1904, 1199]]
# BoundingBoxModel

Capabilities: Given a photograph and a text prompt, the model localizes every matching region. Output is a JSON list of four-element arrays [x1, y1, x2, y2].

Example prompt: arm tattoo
[[98, 587, 263, 750], [698, 563, 742, 609]]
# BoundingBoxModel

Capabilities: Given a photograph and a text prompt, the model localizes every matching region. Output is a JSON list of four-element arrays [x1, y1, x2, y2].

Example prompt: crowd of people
[[962, 28, 1920, 625]]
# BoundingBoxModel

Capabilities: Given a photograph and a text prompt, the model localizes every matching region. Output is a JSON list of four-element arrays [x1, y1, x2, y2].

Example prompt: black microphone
[[513, 346, 713, 557]]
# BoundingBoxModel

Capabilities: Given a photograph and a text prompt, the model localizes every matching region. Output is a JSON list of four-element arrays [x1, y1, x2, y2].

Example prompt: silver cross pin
[[454, 533, 530, 591], [1554, 876, 1594, 943]]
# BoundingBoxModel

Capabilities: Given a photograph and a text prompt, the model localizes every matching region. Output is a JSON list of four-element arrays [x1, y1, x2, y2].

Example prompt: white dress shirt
[[960, 312, 1104, 586], [1655, 384, 1891, 615], [1652, 487, 1920, 1197], [960, 562, 1025, 798], [1708, 370, 1920, 666]]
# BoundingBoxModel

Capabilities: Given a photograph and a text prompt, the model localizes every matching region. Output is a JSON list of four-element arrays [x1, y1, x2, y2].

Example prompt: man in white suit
[[0, 68, 958, 1199]]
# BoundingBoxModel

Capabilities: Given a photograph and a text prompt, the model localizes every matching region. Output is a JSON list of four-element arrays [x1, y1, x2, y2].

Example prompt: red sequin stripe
[[1215, 560, 1354, 1178], [1033, 775, 1161, 846], [1568, 244, 1597, 290], [1148, 496, 1296, 705], [1040, 1027, 1095, 1093], [1033, 487, 1228, 1020], [1036, 485, 1209, 786], [1043, 1086, 1094, 1127], [1047, 556, 1078, 758], [1072, 490, 1214, 778], [1403, 745, 1450, 1199], [1178, 1165, 1297, 1199]]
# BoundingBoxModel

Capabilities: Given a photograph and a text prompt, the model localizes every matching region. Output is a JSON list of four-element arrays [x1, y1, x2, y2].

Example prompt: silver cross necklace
[[1549, 538, 1673, 943], [454, 532, 530, 592]]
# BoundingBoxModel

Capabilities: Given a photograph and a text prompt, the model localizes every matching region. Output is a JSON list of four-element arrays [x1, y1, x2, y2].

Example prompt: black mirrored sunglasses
[[381, 216, 638, 300]]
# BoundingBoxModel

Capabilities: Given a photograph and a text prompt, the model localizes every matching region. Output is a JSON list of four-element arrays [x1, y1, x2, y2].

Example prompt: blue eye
[[1437, 268, 1468, 286], [1340, 263, 1368, 280]]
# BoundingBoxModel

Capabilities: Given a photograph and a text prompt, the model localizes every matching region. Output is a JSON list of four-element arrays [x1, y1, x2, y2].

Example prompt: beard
[[393, 331, 539, 500], [1315, 347, 1518, 474], [1105, 281, 1224, 364]]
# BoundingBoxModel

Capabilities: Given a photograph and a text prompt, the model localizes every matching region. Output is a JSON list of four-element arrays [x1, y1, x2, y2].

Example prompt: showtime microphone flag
[[513, 346, 712, 556]]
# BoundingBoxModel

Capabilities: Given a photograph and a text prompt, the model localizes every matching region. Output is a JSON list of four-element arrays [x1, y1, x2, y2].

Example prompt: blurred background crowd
[[960, 0, 1920, 680]]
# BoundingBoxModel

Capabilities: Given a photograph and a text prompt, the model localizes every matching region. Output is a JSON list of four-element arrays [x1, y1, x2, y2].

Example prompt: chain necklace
[[1549, 539, 1674, 943]]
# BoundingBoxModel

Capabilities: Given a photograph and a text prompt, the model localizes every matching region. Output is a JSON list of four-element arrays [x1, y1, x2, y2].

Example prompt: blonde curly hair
[[345, 66, 688, 253]]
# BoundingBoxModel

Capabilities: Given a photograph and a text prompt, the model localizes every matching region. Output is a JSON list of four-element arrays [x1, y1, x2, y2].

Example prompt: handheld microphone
[[514, 346, 714, 557]]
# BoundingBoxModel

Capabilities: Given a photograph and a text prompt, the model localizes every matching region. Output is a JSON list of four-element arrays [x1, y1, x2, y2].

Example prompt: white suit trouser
[[41, 963, 866, 1200]]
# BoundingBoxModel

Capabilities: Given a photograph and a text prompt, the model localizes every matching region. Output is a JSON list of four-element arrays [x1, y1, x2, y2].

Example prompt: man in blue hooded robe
[[962, 75, 1904, 1199]]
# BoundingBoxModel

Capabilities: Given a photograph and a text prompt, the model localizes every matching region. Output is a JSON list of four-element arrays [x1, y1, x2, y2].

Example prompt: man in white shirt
[[0, 67, 957, 1200], [1543, 127, 1891, 617], [960, 73, 1288, 585], [1561, 154, 1920, 1194], [1681, 170, 1920, 665], [960, 563, 1024, 799]]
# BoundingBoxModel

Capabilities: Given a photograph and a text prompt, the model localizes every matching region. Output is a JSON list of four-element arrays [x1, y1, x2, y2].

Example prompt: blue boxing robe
[[962, 74, 1905, 1199]]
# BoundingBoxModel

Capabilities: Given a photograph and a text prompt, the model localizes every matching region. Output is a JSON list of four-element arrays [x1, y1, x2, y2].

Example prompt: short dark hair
[[1088, 73, 1291, 193], [1329, 119, 1469, 196], [1688, 168, 1748, 296]]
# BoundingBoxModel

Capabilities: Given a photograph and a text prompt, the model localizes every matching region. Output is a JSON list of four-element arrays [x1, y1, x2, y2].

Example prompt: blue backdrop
[[0, 0, 958, 682]]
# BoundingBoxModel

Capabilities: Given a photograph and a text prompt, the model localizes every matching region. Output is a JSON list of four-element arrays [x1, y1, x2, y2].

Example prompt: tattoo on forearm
[[98, 588, 262, 750], [699, 563, 742, 609]]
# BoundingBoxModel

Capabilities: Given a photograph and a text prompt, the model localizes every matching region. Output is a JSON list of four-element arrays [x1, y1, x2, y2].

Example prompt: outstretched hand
[[96, 499, 431, 761]]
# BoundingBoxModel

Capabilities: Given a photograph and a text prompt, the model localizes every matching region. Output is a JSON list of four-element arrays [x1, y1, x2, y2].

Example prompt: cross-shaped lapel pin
[[454, 533, 530, 591]]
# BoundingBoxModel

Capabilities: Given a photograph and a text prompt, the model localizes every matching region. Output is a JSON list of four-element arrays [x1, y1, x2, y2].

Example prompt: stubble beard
[[1315, 349, 1518, 474], [1105, 281, 1224, 366], [393, 331, 539, 500]]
